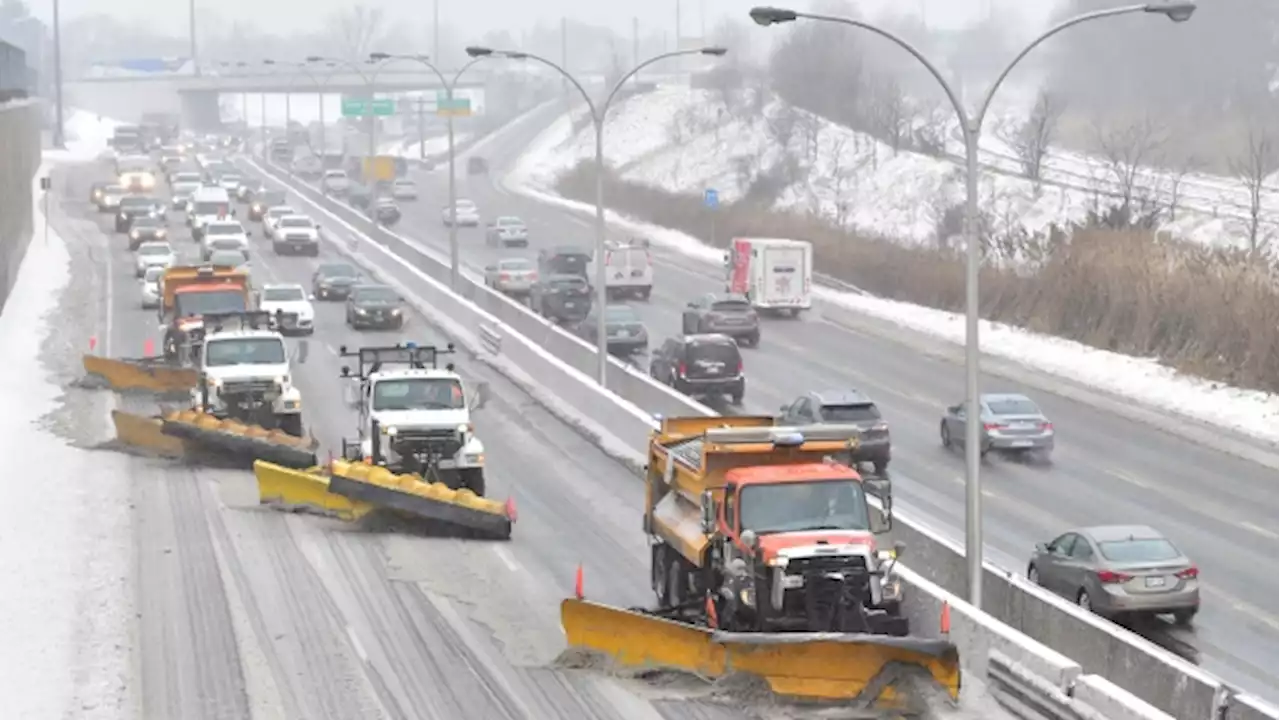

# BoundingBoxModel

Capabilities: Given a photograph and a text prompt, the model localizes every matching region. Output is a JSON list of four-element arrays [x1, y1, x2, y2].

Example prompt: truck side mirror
[[468, 381, 489, 411], [699, 490, 716, 534]]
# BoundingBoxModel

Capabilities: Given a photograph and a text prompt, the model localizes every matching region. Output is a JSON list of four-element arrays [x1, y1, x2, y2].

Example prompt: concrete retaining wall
[[251, 157, 1279, 720], [0, 100, 41, 313]]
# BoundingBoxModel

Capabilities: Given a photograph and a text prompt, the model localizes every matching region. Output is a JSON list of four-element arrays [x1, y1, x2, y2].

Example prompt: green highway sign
[[341, 98, 396, 117], [435, 97, 471, 117]]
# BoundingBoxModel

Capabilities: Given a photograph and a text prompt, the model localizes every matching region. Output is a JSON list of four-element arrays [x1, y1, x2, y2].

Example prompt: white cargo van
[[724, 237, 813, 316], [592, 238, 654, 301], [189, 187, 234, 241]]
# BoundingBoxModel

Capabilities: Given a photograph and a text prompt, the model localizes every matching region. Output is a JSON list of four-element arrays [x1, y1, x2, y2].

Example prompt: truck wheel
[[652, 544, 670, 605], [666, 556, 687, 606], [460, 468, 485, 496], [279, 414, 303, 437]]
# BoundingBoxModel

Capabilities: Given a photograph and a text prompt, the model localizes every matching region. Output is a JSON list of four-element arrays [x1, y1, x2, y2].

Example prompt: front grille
[[786, 554, 868, 575], [285, 234, 313, 242], [222, 379, 277, 396], [391, 429, 463, 458]]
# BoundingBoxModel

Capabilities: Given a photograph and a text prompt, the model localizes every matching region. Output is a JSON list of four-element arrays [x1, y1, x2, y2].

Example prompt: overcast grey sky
[[31, 0, 1055, 47]]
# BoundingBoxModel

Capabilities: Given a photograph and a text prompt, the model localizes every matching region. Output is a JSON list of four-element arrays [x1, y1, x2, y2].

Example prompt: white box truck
[[724, 237, 813, 316]]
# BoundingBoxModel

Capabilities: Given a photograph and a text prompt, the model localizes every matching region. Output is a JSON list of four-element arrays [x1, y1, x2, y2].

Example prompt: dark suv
[[115, 195, 164, 232], [650, 334, 745, 405], [778, 390, 891, 474], [531, 274, 592, 324], [538, 245, 592, 281], [681, 292, 760, 347]]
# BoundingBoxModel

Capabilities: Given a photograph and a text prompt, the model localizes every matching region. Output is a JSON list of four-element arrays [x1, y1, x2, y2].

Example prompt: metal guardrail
[[479, 325, 501, 354], [989, 651, 1104, 720]]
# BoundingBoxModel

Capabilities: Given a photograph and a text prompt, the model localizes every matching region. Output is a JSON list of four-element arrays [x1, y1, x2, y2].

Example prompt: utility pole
[[433, 0, 440, 65], [52, 0, 65, 148], [189, 0, 200, 76], [632, 17, 640, 84], [560, 17, 569, 96]]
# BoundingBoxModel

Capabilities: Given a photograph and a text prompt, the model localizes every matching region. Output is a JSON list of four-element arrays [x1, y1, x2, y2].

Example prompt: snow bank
[[521, 85, 1273, 252], [506, 104, 1280, 444], [0, 168, 133, 717]]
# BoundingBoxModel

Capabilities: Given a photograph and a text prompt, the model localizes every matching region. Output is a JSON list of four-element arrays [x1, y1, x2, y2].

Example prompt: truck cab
[[192, 317, 304, 436], [340, 345, 490, 495], [645, 417, 902, 634], [159, 265, 252, 361], [725, 237, 813, 316]]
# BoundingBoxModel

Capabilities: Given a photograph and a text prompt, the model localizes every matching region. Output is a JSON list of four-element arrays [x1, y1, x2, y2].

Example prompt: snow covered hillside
[[520, 85, 1276, 251]]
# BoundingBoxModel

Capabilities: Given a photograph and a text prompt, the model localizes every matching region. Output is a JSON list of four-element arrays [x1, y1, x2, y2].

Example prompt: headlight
[[465, 454, 484, 465], [383, 425, 398, 436], [354, 307, 368, 315], [390, 308, 402, 315], [156, 229, 167, 237], [208, 377, 223, 387], [130, 230, 140, 239]]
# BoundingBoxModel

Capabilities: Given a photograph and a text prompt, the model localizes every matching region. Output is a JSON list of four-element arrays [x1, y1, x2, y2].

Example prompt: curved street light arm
[[797, 11, 967, 133], [976, 4, 1150, 128], [602, 49, 716, 115], [493, 50, 600, 123]]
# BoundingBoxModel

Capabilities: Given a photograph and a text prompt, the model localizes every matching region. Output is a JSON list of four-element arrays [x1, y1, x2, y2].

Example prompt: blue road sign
[[704, 188, 718, 209]]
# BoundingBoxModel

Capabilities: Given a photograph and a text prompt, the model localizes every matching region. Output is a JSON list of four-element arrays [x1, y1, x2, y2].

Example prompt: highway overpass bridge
[[63, 66, 615, 129]]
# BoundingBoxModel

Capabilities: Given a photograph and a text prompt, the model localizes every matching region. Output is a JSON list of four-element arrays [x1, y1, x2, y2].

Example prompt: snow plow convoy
[[560, 415, 961, 706]]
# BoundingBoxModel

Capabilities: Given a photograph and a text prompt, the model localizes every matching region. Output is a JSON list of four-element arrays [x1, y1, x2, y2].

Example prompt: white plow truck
[[339, 344, 490, 495], [192, 312, 306, 436]]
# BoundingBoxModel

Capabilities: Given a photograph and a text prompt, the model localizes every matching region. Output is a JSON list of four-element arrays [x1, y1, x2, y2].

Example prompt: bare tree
[[1163, 153, 1199, 222], [1013, 90, 1065, 183], [864, 74, 909, 154], [911, 98, 950, 157], [1093, 115, 1166, 220], [766, 104, 799, 151], [826, 135, 855, 227], [797, 111, 823, 165], [1229, 124, 1279, 256], [324, 4, 388, 62]]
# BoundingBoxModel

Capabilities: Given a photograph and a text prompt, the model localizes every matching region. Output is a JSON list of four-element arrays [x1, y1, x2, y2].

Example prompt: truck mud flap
[[110, 410, 187, 457], [159, 410, 318, 469], [253, 461, 371, 520], [326, 460, 514, 540], [560, 599, 960, 706], [82, 354, 198, 396]]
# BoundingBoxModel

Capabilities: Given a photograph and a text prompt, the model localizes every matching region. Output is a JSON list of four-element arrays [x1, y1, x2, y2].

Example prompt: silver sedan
[[940, 392, 1054, 461], [483, 257, 537, 298], [1028, 525, 1200, 624]]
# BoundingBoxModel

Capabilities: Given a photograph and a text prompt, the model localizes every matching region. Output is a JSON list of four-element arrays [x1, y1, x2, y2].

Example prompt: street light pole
[[466, 45, 728, 388], [307, 57, 376, 190], [747, 1, 1196, 608], [51, 0, 65, 149], [368, 53, 489, 292]]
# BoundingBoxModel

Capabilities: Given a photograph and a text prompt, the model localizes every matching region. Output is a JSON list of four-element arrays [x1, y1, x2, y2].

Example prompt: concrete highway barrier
[[0, 100, 42, 312], [251, 156, 1275, 720]]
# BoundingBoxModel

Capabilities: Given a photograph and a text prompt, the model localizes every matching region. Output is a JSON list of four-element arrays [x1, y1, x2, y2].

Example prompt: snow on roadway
[[0, 150, 133, 717], [505, 98, 1280, 445]]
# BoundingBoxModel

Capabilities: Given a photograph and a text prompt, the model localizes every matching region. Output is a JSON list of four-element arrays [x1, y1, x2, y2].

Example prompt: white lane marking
[[491, 545, 520, 573], [1241, 521, 1279, 541], [1201, 586, 1280, 630], [344, 624, 370, 664]]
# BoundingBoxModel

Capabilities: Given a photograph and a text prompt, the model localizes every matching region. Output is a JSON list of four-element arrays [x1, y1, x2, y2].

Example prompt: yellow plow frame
[[83, 354, 198, 394], [107, 410, 317, 468], [560, 599, 960, 706]]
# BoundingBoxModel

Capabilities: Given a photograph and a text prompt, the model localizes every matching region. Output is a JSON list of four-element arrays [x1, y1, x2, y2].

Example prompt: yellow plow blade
[[254, 461, 371, 520], [83, 354, 198, 394], [327, 459, 514, 539], [560, 599, 960, 706], [161, 410, 318, 469], [111, 410, 186, 457]]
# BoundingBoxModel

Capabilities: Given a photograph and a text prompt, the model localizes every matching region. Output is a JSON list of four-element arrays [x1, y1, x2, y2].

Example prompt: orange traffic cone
[[574, 563, 584, 600], [143, 338, 155, 357], [505, 497, 518, 522], [88, 336, 97, 352], [940, 602, 952, 635], [705, 595, 719, 629]]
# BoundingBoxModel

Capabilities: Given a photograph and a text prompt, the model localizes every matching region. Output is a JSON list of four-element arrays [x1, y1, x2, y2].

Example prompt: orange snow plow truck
[[560, 416, 960, 707], [82, 264, 251, 394]]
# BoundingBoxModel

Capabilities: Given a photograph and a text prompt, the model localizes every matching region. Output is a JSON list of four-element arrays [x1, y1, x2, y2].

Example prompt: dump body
[[644, 415, 862, 569], [161, 266, 251, 316]]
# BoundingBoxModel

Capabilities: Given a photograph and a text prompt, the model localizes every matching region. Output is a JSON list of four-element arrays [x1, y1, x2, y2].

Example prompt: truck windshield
[[739, 480, 869, 534], [174, 290, 246, 317], [372, 378, 464, 411], [205, 338, 286, 366]]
